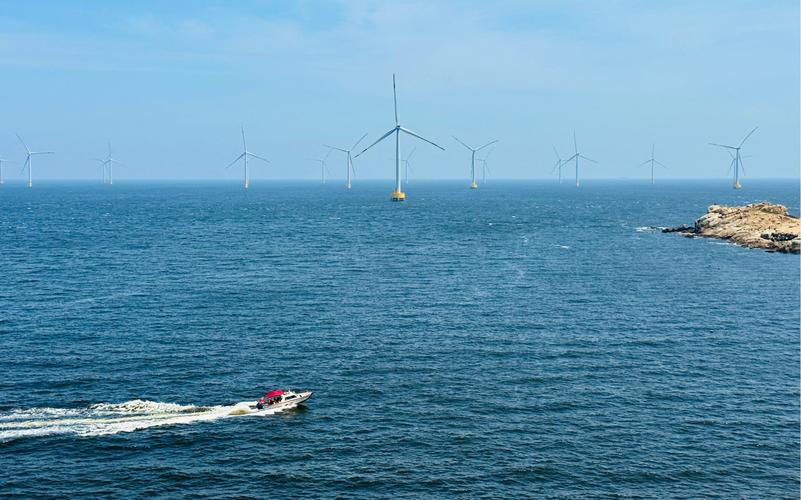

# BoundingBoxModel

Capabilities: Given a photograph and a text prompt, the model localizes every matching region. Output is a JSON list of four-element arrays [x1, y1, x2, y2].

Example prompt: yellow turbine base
[[470, 181, 478, 189], [390, 190, 406, 201], [244, 180, 249, 189], [346, 183, 352, 189], [27, 181, 32, 188], [734, 182, 742, 189]]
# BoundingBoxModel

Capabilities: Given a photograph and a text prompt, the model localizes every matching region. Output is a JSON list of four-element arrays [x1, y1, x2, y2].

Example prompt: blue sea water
[[0, 179, 798, 498]]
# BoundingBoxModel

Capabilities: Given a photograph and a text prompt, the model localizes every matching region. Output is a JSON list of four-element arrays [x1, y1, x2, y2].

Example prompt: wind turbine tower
[[94, 142, 122, 185], [477, 146, 495, 184], [552, 145, 564, 184], [354, 74, 445, 201], [16, 134, 54, 188], [709, 126, 758, 189], [92, 158, 108, 184], [226, 126, 269, 189], [311, 149, 333, 184], [638, 144, 667, 185], [104, 142, 122, 185], [453, 137, 498, 189], [402, 147, 416, 185], [562, 132, 596, 187], [325, 133, 367, 189]]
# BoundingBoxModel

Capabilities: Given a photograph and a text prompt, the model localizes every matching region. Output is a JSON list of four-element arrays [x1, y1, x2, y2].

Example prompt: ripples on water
[[0, 180, 798, 497]]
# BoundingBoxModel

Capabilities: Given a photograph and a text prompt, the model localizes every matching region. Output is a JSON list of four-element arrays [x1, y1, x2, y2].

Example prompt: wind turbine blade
[[15, 133, 30, 153], [452, 136, 472, 151], [654, 160, 668, 168], [324, 148, 333, 160], [552, 144, 561, 160], [739, 157, 746, 176], [552, 159, 561, 173], [564, 153, 578, 162], [241, 126, 247, 151], [727, 158, 735, 173], [324, 145, 348, 153], [573, 132, 578, 154], [401, 127, 444, 150], [246, 152, 270, 163], [579, 154, 597, 164], [351, 133, 368, 151], [709, 142, 737, 150], [392, 74, 398, 124], [226, 152, 246, 169], [354, 127, 396, 158], [638, 159, 651, 166], [31, 152, 55, 155], [20, 158, 29, 174], [738, 126, 758, 148], [406, 147, 417, 162], [476, 139, 498, 151]]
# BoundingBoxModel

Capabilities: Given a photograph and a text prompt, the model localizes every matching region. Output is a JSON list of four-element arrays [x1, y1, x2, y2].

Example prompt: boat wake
[[0, 399, 288, 442]]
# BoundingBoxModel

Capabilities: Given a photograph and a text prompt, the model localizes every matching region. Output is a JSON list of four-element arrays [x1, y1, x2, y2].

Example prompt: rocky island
[[663, 202, 800, 254]]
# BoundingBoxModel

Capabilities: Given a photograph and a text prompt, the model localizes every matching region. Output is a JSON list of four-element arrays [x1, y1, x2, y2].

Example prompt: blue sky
[[0, 0, 798, 182]]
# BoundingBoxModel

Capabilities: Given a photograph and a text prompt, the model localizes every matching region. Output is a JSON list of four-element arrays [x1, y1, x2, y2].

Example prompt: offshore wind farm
[[0, 2, 798, 499], [0, 79, 780, 197]]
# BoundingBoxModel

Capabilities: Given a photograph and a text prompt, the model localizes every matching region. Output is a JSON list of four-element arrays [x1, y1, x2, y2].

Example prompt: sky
[[0, 0, 798, 182]]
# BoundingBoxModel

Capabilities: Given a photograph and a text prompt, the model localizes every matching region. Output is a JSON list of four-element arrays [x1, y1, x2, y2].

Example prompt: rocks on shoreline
[[662, 202, 800, 254]]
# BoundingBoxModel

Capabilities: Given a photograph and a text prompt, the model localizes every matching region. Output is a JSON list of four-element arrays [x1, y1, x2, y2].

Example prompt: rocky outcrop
[[663, 202, 800, 254]]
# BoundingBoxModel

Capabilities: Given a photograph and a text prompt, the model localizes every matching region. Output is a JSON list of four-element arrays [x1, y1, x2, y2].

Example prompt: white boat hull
[[249, 390, 313, 413]]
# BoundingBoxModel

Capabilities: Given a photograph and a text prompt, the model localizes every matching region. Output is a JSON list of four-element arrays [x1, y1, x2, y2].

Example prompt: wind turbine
[[0, 158, 15, 185], [402, 147, 416, 185], [16, 134, 54, 188], [726, 150, 752, 184], [226, 126, 269, 189], [325, 133, 367, 189], [638, 144, 667, 185], [477, 145, 495, 184], [93, 142, 123, 185], [453, 137, 498, 189], [310, 148, 333, 184], [104, 142, 123, 185], [709, 126, 758, 189], [91, 158, 108, 184], [552, 145, 565, 184], [562, 132, 596, 187], [354, 74, 445, 201]]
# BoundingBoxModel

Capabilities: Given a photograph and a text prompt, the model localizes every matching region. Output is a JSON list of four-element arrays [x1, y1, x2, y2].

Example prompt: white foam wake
[[0, 399, 295, 442]]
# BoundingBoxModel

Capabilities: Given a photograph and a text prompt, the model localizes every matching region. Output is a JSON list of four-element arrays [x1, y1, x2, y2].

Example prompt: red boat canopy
[[265, 390, 284, 398]]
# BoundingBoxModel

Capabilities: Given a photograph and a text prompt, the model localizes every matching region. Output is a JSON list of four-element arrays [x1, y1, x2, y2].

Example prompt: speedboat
[[251, 389, 312, 412]]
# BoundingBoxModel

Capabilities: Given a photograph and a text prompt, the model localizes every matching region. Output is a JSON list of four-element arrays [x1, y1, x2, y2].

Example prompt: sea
[[0, 179, 798, 498]]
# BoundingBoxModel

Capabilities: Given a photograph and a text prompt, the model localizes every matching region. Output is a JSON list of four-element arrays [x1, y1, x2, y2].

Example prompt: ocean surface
[[1, 179, 798, 498]]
